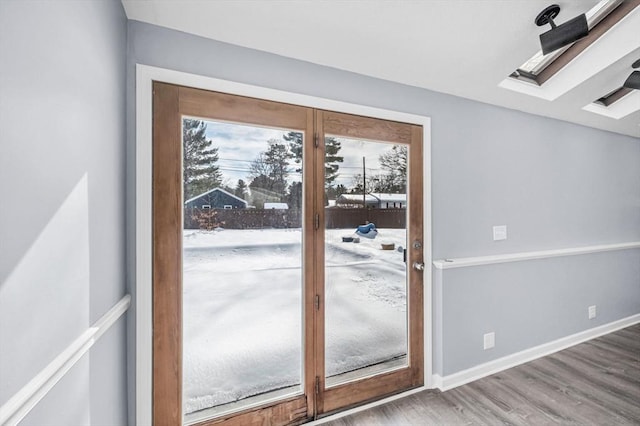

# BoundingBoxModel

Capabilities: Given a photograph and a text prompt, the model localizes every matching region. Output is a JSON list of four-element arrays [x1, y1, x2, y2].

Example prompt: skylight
[[594, 87, 633, 107], [510, 0, 624, 84]]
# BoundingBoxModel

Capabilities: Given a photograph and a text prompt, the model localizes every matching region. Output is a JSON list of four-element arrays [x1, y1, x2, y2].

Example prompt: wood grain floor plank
[[508, 361, 626, 424], [467, 372, 567, 425], [520, 355, 639, 424], [398, 392, 471, 425], [549, 352, 640, 407], [321, 324, 640, 425], [571, 342, 640, 383]]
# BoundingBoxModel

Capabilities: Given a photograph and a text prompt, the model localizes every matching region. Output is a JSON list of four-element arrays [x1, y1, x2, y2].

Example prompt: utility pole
[[362, 156, 366, 209], [363, 156, 369, 222]]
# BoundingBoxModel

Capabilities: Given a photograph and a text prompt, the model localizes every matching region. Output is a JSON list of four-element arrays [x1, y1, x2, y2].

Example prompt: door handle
[[413, 262, 425, 271]]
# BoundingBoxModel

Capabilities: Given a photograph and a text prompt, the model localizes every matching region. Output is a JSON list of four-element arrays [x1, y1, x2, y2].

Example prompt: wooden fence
[[325, 208, 406, 229], [185, 207, 406, 230]]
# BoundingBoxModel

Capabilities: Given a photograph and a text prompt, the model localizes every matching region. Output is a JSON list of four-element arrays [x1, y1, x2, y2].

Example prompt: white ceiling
[[122, 0, 640, 138]]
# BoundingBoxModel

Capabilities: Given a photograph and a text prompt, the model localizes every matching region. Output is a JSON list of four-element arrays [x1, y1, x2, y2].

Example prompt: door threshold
[[185, 385, 302, 425], [309, 385, 428, 425], [326, 355, 407, 388]]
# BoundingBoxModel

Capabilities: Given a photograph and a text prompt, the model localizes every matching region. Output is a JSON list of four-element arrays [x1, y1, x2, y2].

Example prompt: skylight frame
[[511, 0, 624, 84], [594, 86, 634, 107]]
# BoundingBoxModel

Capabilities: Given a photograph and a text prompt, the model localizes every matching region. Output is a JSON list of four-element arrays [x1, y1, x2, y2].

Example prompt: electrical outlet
[[588, 305, 596, 320], [493, 225, 507, 241], [483, 332, 495, 350]]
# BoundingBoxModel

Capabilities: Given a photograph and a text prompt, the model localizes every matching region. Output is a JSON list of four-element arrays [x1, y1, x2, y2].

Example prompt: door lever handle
[[413, 262, 425, 271]]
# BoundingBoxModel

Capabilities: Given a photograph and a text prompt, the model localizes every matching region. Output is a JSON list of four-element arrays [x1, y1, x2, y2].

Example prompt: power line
[[217, 158, 254, 164]]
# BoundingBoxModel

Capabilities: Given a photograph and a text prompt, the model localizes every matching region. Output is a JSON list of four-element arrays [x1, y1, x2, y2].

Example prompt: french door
[[153, 82, 424, 425]]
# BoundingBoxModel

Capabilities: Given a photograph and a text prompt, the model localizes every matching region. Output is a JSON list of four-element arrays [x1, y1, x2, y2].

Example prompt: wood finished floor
[[322, 324, 640, 425]]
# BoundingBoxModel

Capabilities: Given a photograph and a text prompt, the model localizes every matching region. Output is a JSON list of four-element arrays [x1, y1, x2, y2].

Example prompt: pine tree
[[235, 179, 248, 200], [286, 181, 303, 210], [284, 132, 343, 188], [324, 137, 344, 187], [183, 119, 222, 200], [284, 131, 303, 171], [264, 139, 290, 195]]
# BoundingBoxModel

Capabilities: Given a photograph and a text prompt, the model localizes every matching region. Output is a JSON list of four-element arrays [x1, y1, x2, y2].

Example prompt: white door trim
[[135, 64, 433, 425]]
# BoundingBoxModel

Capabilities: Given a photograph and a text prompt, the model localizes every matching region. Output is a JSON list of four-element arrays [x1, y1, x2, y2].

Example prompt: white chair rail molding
[[0, 295, 131, 426]]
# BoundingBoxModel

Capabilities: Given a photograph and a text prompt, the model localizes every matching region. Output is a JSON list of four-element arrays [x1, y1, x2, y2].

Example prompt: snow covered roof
[[264, 202, 289, 209], [336, 194, 380, 204], [184, 187, 248, 206], [371, 193, 406, 203], [336, 193, 406, 204]]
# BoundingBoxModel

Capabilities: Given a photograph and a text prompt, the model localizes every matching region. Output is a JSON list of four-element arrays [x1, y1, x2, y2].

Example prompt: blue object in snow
[[355, 222, 377, 239]]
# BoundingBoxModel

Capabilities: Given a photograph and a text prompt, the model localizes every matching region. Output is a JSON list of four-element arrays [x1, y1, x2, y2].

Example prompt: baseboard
[[434, 313, 640, 391], [432, 374, 443, 389]]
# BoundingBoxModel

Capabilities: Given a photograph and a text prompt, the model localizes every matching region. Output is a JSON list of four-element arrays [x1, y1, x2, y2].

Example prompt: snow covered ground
[[182, 228, 408, 415]]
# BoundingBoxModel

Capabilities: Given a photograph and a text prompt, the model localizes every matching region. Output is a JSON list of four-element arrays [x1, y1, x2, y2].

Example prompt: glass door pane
[[181, 118, 305, 424], [324, 137, 409, 387]]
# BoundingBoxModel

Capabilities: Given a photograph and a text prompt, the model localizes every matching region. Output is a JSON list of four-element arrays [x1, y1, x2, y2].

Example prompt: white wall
[[0, 1, 128, 424]]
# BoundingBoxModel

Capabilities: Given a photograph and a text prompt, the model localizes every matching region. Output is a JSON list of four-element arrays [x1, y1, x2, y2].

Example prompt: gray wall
[[126, 18, 640, 414], [441, 249, 640, 374], [0, 1, 128, 425]]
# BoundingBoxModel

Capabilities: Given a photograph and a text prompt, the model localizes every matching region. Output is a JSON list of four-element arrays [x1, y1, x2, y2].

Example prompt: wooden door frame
[[153, 83, 315, 425], [315, 110, 424, 416], [136, 64, 432, 425]]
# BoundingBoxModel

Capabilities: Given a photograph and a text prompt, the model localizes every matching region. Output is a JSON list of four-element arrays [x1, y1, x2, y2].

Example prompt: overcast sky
[[200, 119, 393, 189]]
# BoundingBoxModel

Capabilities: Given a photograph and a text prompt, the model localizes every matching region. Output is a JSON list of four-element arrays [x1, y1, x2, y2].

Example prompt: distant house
[[335, 193, 406, 209], [263, 202, 289, 210], [184, 187, 248, 209], [373, 193, 406, 209], [335, 194, 379, 208]]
